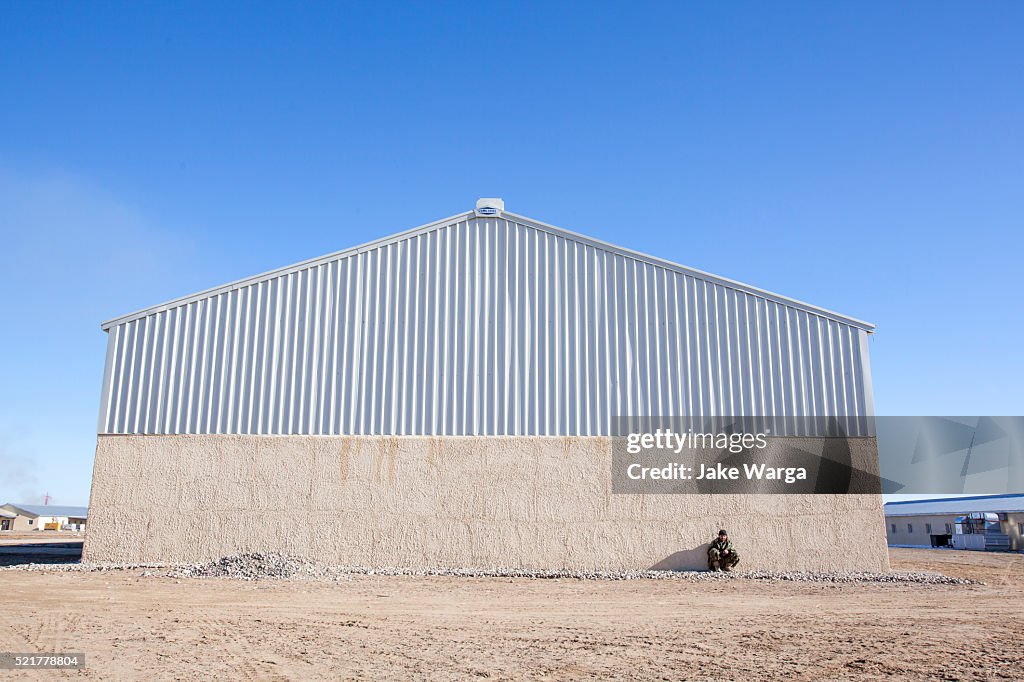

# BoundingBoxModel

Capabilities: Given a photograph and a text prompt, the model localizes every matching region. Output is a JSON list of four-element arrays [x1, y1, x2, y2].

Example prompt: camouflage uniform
[[707, 537, 740, 571]]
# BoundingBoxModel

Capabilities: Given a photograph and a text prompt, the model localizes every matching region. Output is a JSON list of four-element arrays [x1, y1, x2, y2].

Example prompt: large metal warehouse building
[[85, 199, 888, 571]]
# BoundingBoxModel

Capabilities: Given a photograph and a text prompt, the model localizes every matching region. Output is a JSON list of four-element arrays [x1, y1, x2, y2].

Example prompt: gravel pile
[[314, 565, 977, 585], [160, 553, 978, 585], [1, 561, 166, 573], [3, 553, 980, 585], [736, 569, 977, 585], [167, 553, 331, 581]]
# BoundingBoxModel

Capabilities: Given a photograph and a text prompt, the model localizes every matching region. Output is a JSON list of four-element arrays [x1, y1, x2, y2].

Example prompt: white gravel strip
[[3, 552, 981, 585]]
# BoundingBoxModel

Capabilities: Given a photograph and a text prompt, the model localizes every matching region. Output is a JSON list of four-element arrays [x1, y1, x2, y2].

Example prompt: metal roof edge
[[100, 210, 476, 330], [2, 503, 89, 517], [885, 493, 1024, 507], [503, 211, 875, 332], [101, 208, 875, 332], [885, 507, 1024, 517]]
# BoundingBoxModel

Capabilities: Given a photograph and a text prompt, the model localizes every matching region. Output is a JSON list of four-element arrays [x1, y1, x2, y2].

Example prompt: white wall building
[[0, 504, 88, 532], [885, 494, 1024, 551]]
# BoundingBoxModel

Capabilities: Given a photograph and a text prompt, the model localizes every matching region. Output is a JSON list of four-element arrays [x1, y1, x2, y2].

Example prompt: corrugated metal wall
[[98, 216, 874, 435]]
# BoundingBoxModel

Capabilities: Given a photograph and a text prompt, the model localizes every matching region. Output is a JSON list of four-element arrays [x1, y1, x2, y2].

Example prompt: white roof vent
[[475, 197, 504, 217]]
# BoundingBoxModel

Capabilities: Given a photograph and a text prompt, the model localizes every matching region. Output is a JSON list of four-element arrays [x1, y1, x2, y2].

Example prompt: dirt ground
[[0, 533, 85, 543], [0, 548, 1021, 681]]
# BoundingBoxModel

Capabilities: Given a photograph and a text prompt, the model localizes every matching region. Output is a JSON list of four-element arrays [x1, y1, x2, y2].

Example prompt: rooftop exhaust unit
[[475, 197, 504, 217]]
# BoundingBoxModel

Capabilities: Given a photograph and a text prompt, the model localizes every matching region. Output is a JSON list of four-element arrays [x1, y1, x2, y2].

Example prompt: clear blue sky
[[1, 2, 1022, 505]]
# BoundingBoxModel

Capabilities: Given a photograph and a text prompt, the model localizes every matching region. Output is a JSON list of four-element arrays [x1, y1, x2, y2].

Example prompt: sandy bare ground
[[0, 548, 1021, 681]]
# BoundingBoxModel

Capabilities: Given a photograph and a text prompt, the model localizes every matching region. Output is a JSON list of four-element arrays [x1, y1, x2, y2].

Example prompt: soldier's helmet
[[718, 529, 728, 537]]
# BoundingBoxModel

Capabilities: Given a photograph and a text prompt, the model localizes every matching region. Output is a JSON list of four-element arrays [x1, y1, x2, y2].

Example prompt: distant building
[[884, 494, 1024, 552], [0, 504, 88, 532]]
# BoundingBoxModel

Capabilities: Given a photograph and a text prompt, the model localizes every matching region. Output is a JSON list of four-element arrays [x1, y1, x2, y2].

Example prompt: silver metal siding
[[98, 217, 873, 435]]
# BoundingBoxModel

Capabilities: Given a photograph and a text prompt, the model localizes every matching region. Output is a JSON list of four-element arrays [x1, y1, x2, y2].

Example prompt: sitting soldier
[[707, 529, 740, 572]]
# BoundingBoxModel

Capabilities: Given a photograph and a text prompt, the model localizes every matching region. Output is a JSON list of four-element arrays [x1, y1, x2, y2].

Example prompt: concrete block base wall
[[84, 435, 890, 572]]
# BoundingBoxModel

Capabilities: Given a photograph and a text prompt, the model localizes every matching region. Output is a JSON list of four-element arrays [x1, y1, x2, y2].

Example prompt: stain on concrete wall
[[85, 435, 889, 572]]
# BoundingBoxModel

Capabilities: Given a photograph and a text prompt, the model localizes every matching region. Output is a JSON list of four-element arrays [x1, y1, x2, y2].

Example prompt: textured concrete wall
[[85, 435, 890, 571]]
